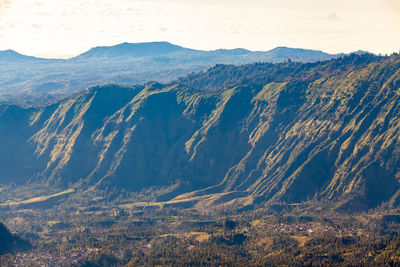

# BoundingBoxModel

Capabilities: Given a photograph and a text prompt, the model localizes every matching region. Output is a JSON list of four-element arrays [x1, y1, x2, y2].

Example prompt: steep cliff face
[[0, 54, 399, 211], [211, 59, 400, 210]]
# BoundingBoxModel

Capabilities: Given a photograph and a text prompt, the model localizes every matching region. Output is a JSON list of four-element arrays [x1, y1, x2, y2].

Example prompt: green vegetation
[[0, 53, 399, 212], [0, 53, 400, 265], [2, 201, 400, 266]]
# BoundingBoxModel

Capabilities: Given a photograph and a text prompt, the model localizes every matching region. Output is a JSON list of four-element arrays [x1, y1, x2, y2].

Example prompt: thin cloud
[[0, 0, 10, 7], [159, 26, 168, 32], [0, 0, 398, 56], [327, 11, 340, 21], [0, 0, 10, 13]]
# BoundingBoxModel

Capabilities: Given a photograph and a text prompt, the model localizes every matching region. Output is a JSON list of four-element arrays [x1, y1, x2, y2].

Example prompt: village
[[14, 247, 100, 267]]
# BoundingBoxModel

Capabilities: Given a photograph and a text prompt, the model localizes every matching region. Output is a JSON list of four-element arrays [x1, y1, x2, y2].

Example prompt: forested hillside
[[0, 223, 30, 255], [0, 53, 399, 212]]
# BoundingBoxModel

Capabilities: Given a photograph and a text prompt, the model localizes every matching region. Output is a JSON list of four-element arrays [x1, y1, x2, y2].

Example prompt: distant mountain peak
[[0, 49, 27, 60], [75, 41, 189, 59], [213, 48, 251, 55], [1, 49, 20, 54], [268, 46, 328, 54], [264, 46, 334, 62], [0, 49, 46, 63]]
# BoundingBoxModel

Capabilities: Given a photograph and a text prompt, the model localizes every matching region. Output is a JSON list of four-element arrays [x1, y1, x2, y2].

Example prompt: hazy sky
[[0, 0, 399, 58]]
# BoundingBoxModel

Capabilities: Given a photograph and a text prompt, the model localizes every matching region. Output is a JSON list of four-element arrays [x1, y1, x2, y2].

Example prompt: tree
[[224, 219, 236, 231]]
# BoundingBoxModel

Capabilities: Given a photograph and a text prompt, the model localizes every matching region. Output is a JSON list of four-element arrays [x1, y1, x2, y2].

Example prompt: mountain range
[[0, 42, 346, 105], [0, 52, 399, 212]]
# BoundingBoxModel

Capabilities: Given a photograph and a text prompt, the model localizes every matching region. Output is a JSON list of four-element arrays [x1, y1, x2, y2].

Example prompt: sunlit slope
[[0, 54, 399, 211]]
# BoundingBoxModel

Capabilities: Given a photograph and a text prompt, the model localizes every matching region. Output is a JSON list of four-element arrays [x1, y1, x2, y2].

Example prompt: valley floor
[[1, 194, 400, 266]]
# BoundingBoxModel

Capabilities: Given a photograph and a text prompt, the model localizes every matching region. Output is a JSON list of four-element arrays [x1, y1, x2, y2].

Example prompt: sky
[[0, 0, 399, 58]]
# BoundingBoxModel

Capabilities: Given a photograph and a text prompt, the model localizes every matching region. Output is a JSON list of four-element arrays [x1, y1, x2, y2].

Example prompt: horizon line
[[0, 41, 369, 60]]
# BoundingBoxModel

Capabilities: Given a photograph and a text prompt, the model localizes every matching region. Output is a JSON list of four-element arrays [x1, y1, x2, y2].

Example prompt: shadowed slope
[[0, 223, 31, 255]]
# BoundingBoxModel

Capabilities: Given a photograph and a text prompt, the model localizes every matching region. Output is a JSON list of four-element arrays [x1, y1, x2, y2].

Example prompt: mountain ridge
[[0, 49, 45, 63], [74, 41, 191, 59], [0, 42, 365, 104], [0, 53, 399, 212], [0, 42, 340, 61]]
